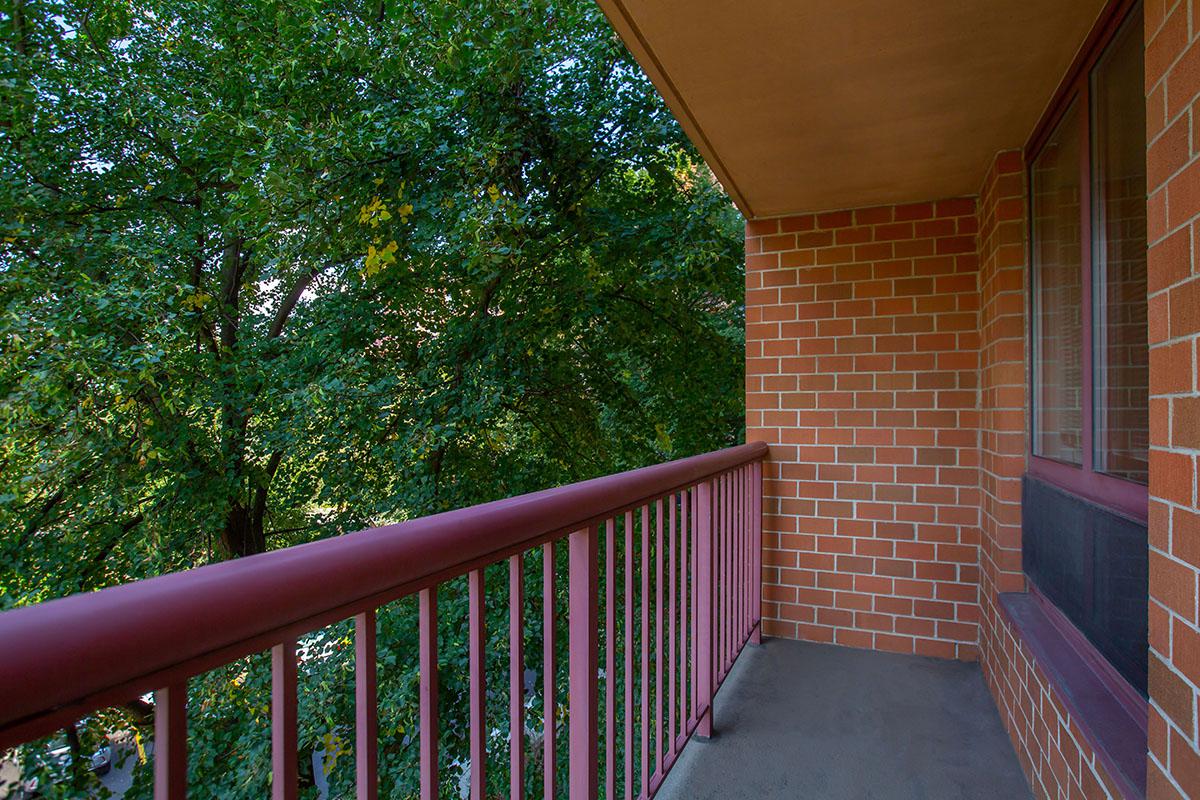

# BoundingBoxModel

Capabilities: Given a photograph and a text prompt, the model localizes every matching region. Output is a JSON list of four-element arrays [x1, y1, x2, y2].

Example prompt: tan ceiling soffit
[[595, 0, 1108, 220], [595, 0, 752, 215]]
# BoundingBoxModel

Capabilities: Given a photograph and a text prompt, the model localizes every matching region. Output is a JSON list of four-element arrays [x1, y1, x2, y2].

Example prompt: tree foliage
[[0, 0, 744, 795]]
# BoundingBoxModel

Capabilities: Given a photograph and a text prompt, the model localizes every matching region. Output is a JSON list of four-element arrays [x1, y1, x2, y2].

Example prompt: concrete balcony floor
[[658, 639, 1032, 800]]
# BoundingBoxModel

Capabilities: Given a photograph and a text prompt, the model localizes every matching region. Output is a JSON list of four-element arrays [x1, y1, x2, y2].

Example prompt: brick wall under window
[[745, 199, 983, 660]]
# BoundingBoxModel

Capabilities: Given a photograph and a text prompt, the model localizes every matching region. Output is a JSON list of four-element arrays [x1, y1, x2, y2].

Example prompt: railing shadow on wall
[[0, 441, 767, 799]]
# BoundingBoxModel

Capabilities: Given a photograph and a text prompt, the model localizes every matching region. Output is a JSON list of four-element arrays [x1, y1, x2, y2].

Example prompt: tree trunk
[[64, 723, 90, 790], [215, 236, 263, 558], [221, 500, 266, 557]]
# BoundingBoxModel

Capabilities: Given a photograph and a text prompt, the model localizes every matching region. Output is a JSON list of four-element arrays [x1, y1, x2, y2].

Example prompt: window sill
[[998, 591, 1147, 799], [1026, 456, 1148, 523]]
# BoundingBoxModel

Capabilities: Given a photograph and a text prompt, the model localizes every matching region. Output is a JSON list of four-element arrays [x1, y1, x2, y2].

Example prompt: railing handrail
[[0, 440, 766, 749]]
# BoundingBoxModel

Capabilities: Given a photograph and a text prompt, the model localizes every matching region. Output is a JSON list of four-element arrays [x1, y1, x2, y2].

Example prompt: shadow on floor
[[656, 639, 1032, 800]]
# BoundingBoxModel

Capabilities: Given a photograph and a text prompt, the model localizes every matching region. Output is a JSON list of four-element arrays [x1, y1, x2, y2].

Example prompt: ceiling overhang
[[595, 0, 1108, 218]]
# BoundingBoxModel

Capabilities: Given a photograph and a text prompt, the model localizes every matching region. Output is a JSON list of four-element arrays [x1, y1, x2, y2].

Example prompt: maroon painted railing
[[0, 441, 766, 798]]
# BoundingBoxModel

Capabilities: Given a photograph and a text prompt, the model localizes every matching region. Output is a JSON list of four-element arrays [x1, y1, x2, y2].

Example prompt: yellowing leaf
[[182, 291, 212, 311], [359, 196, 392, 227], [363, 240, 400, 277]]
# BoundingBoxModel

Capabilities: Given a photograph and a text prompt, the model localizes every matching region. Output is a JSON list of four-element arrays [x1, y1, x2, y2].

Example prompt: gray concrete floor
[[656, 639, 1032, 800]]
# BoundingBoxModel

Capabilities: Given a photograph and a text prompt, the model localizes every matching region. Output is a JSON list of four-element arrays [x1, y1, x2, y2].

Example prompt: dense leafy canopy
[[0, 0, 744, 795]]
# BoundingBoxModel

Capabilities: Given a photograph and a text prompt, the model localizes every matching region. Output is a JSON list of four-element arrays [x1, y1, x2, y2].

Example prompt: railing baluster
[[729, 465, 739, 647], [680, 488, 690, 738], [543, 542, 556, 800], [720, 474, 729, 671], [730, 472, 737, 664], [568, 527, 599, 800], [623, 511, 634, 800], [732, 469, 741, 650], [732, 469, 739, 649], [654, 497, 664, 780], [724, 472, 733, 670], [722, 472, 729, 665], [717, 474, 725, 679], [745, 466, 752, 641], [733, 472, 740, 658], [709, 480, 717, 689], [668, 493, 678, 761], [726, 473, 733, 664], [356, 610, 378, 800], [271, 640, 298, 800], [741, 466, 749, 643], [696, 481, 714, 738], [510, 556, 524, 800], [153, 682, 187, 799], [717, 474, 726, 680], [469, 569, 486, 800], [689, 487, 698, 729], [640, 504, 650, 797], [752, 460, 763, 645], [419, 588, 439, 800], [744, 465, 752, 642], [605, 519, 616, 800]]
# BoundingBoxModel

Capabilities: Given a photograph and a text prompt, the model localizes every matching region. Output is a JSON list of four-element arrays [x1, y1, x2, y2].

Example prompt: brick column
[[1145, 1, 1200, 797]]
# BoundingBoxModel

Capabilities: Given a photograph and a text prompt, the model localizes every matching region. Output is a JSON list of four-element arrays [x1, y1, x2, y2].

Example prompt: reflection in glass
[[1092, 13, 1148, 484], [1032, 102, 1084, 465]]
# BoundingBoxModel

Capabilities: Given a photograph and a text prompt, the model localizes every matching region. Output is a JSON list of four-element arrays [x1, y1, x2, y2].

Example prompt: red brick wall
[[742, 11, 1199, 795], [975, 151, 1125, 800], [1144, 1, 1200, 797], [745, 200, 983, 660], [744, 151, 1133, 799]]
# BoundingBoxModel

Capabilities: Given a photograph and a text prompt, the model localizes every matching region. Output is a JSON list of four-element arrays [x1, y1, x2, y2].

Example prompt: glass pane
[[1092, 12, 1149, 484], [1032, 101, 1084, 465]]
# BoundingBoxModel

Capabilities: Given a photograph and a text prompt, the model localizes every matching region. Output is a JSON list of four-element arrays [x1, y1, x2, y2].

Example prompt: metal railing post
[[355, 610, 378, 799], [567, 527, 598, 799], [418, 588, 439, 800], [695, 480, 715, 739], [153, 682, 188, 800], [271, 641, 298, 800], [751, 460, 764, 645]]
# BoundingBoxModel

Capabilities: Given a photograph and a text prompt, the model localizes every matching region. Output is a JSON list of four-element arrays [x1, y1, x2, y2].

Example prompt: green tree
[[1, 0, 743, 795]]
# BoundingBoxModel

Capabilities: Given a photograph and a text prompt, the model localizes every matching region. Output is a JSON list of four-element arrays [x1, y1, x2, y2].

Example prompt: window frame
[[1025, 0, 1148, 523]]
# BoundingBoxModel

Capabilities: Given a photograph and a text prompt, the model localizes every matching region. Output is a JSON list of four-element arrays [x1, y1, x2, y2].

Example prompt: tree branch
[[269, 265, 319, 339]]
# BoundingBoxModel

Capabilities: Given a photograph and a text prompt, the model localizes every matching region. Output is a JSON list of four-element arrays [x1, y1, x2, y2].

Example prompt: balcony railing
[[0, 441, 767, 799]]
